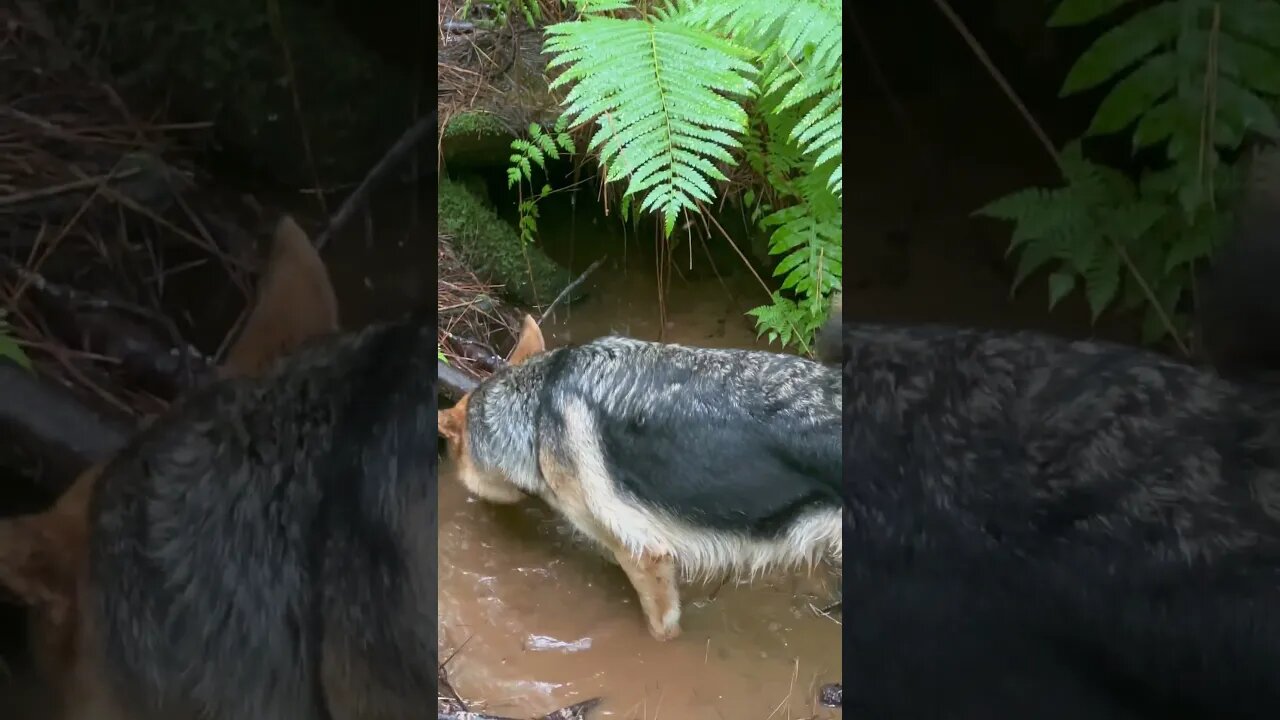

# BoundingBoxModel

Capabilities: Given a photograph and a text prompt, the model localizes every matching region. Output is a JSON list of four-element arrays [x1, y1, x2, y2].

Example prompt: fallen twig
[[314, 111, 437, 251]]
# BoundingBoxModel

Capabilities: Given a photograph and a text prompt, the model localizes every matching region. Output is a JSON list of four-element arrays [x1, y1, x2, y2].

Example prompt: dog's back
[[470, 336, 841, 573], [834, 147, 1280, 716], [85, 311, 435, 720]]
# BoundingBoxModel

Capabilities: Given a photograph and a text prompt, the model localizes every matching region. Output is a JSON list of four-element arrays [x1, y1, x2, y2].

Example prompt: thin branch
[[314, 112, 436, 251]]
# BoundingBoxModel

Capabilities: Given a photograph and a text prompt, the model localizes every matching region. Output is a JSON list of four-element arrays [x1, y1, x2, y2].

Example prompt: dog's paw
[[648, 607, 682, 641], [649, 623, 682, 642]]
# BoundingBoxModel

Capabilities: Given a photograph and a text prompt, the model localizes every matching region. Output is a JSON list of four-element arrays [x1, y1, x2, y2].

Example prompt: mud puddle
[[437, 249, 843, 718]]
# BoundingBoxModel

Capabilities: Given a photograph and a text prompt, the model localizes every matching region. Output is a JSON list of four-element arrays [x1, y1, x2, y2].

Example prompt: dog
[[437, 315, 841, 641], [0, 216, 436, 719], [831, 148, 1280, 717]]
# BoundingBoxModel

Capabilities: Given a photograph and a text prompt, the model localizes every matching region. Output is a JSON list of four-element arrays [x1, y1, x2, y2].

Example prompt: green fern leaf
[[1013, 234, 1063, 292], [1217, 77, 1280, 139], [573, 0, 634, 13], [1163, 234, 1210, 273], [1049, 0, 1133, 28], [1060, 3, 1179, 95], [977, 188, 1067, 250], [1047, 270, 1077, 310], [1221, 1, 1280, 51], [545, 16, 757, 235], [1084, 249, 1121, 321], [527, 142, 549, 171], [1132, 97, 1181, 148], [975, 187, 1051, 223], [1217, 35, 1280, 95], [1105, 201, 1166, 243], [670, 0, 842, 196], [1087, 52, 1177, 136]]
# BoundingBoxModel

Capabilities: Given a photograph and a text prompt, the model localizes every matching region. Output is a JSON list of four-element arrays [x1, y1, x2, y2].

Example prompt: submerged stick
[[537, 256, 605, 326]]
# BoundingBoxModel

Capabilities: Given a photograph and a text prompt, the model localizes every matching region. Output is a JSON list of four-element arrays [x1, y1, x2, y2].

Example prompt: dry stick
[[313, 113, 435, 251], [537, 256, 606, 326], [0, 167, 141, 208], [0, 254, 166, 324], [930, 0, 1191, 358]]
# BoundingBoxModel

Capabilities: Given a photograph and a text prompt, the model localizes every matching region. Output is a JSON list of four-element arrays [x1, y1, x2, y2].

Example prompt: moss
[[443, 111, 509, 139], [438, 177, 579, 307]]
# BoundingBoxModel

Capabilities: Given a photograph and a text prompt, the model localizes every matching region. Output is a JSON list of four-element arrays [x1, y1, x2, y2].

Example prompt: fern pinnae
[[545, 15, 756, 233]]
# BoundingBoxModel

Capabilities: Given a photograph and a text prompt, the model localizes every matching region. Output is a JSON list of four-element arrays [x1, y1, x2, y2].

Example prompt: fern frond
[[670, 0, 842, 196], [746, 291, 825, 353], [1060, 3, 1180, 94], [570, 0, 635, 14], [670, 0, 840, 90], [544, 17, 757, 234], [1049, 0, 1134, 27], [762, 204, 841, 309]]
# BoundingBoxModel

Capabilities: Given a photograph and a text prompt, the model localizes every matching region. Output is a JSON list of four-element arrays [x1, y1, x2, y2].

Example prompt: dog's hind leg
[[605, 542, 682, 642]]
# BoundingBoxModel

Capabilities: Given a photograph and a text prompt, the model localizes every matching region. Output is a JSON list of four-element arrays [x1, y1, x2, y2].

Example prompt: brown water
[[437, 253, 843, 719]]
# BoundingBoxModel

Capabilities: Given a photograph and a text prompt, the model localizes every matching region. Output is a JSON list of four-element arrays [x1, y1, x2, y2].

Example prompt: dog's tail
[[1197, 144, 1280, 381], [815, 291, 843, 366]]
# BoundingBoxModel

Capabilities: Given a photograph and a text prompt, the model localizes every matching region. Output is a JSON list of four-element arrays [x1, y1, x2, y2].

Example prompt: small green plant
[[0, 309, 30, 371], [981, 0, 1280, 348], [458, 0, 544, 27], [508, 117, 576, 246]]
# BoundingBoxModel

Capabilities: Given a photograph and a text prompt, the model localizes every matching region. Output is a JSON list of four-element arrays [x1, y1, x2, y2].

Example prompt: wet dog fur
[[832, 148, 1280, 717], [0, 216, 436, 719], [438, 316, 841, 641]]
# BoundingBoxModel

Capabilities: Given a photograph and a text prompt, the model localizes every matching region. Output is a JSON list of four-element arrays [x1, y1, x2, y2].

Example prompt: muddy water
[[437, 246, 844, 718]]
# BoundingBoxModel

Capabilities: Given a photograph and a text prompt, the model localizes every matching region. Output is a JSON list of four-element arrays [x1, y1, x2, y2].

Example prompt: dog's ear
[[0, 464, 100, 614], [437, 396, 469, 443], [508, 314, 545, 366], [219, 215, 340, 379]]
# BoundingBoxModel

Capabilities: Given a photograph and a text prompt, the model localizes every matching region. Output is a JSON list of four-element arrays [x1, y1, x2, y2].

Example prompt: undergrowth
[[979, 0, 1280, 350], [502, 0, 841, 354]]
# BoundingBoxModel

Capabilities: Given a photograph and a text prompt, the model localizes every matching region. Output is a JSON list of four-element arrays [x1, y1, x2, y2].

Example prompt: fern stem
[[932, 0, 1191, 357]]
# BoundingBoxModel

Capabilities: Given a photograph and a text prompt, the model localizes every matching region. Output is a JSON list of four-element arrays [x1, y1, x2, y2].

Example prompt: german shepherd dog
[[437, 317, 841, 641], [0, 217, 436, 719], [830, 148, 1280, 718]]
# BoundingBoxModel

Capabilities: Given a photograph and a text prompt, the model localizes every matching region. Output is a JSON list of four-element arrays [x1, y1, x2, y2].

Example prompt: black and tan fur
[[438, 316, 840, 641], [0, 217, 436, 719]]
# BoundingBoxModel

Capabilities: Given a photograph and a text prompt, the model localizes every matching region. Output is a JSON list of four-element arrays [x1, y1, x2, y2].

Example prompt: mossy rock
[[62, 0, 419, 187], [442, 111, 517, 169], [438, 177, 579, 308]]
